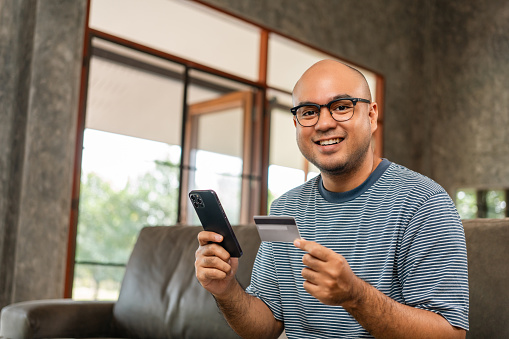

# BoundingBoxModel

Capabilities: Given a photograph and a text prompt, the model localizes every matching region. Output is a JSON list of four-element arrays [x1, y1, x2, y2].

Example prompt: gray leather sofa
[[1, 219, 508, 338], [0, 225, 261, 339], [462, 218, 509, 338]]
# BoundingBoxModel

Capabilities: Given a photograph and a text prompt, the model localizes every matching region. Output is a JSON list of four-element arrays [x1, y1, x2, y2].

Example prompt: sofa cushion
[[112, 225, 260, 339]]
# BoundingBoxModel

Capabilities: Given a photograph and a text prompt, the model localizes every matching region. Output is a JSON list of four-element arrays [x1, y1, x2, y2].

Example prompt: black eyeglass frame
[[290, 97, 371, 127]]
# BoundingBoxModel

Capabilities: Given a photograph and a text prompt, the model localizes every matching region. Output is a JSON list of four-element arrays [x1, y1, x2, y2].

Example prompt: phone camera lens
[[190, 193, 205, 208]]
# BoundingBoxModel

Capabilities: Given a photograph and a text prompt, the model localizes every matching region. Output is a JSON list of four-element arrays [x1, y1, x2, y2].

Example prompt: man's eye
[[331, 102, 353, 113], [333, 106, 348, 111], [301, 109, 318, 117]]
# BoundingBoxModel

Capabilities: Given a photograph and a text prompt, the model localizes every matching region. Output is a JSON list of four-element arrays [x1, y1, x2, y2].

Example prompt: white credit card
[[253, 216, 301, 242]]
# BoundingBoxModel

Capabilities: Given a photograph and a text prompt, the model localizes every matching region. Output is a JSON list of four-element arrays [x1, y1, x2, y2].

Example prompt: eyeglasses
[[290, 97, 371, 127]]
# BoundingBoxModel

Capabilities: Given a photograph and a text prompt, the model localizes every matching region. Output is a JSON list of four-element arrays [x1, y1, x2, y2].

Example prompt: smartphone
[[189, 189, 243, 257]]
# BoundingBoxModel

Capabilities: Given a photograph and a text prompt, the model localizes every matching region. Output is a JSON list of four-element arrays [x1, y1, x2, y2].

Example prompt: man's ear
[[293, 116, 297, 127], [369, 102, 378, 134]]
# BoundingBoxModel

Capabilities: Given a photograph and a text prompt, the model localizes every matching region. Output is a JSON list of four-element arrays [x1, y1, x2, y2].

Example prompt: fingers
[[302, 252, 323, 269], [301, 265, 339, 306], [294, 239, 355, 306], [294, 238, 333, 262], [196, 256, 232, 280], [198, 231, 223, 246], [301, 266, 319, 284], [195, 231, 232, 280]]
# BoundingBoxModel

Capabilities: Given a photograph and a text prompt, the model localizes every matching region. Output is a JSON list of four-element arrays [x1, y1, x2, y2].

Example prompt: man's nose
[[314, 107, 337, 130]]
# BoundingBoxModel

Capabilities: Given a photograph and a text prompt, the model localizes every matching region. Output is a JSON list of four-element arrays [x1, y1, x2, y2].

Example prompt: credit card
[[253, 216, 301, 242]]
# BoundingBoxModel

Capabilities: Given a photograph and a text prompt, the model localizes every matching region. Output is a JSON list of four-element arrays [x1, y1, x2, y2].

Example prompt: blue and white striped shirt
[[246, 159, 469, 338]]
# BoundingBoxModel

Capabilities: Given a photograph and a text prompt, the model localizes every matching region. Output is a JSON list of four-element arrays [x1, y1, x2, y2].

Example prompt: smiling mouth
[[317, 138, 343, 146]]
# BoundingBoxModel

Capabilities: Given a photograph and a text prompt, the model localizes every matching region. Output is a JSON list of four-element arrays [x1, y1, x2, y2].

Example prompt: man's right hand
[[195, 231, 284, 339], [195, 231, 239, 297]]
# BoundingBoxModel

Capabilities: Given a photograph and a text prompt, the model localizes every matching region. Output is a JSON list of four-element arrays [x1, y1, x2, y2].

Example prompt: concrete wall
[[0, 0, 87, 308], [0, 0, 508, 306], [430, 1, 509, 193]]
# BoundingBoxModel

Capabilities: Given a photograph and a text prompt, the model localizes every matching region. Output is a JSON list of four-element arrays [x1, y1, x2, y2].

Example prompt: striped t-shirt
[[246, 159, 469, 338]]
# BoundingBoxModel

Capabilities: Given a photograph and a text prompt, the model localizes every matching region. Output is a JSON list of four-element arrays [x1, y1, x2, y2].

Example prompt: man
[[195, 60, 469, 338]]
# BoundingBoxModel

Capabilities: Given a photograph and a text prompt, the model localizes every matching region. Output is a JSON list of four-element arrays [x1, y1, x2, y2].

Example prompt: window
[[70, 0, 384, 300], [456, 188, 508, 219]]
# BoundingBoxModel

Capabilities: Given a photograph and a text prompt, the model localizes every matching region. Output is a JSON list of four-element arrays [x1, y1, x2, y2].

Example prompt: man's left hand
[[294, 238, 363, 307]]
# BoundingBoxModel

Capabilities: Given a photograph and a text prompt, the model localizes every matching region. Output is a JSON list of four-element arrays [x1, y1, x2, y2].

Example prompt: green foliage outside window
[[486, 190, 506, 218], [456, 189, 477, 220], [455, 188, 507, 220], [74, 160, 179, 300]]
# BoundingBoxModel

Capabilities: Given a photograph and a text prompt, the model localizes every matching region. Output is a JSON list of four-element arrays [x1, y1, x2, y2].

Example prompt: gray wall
[[0, 0, 87, 308], [0, 0, 508, 306], [430, 1, 509, 193]]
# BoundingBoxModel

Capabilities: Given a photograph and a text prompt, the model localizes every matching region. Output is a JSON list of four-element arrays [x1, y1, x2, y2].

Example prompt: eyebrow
[[296, 93, 352, 106]]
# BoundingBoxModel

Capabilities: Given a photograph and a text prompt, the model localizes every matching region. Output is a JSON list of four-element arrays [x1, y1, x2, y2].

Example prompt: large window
[[70, 0, 384, 300]]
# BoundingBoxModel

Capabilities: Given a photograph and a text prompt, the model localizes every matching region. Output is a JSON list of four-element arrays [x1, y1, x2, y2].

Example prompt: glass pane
[[269, 105, 301, 169], [486, 190, 506, 218], [267, 94, 307, 206], [266, 91, 325, 185], [456, 189, 477, 219], [90, 0, 260, 81], [267, 33, 377, 100], [307, 169, 320, 181], [186, 71, 253, 225], [76, 131, 180, 273], [268, 165, 305, 209], [187, 69, 253, 104], [86, 39, 185, 145], [76, 40, 184, 299], [188, 151, 243, 225], [76, 131, 180, 299], [197, 108, 243, 158], [72, 263, 125, 301]]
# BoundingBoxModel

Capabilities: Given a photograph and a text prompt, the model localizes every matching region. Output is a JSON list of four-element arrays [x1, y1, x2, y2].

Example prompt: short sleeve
[[245, 241, 284, 321], [397, 192, 469, 330]]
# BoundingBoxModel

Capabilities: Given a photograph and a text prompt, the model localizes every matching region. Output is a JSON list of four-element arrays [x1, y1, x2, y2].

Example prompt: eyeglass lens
[[296, 99, 355, 126]]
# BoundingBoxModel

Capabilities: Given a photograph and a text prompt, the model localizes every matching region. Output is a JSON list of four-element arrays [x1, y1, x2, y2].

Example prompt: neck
[[321, 155, 382, 193]]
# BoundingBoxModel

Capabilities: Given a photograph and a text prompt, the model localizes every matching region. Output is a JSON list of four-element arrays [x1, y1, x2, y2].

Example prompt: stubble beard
[[300, 134, 373, 178]]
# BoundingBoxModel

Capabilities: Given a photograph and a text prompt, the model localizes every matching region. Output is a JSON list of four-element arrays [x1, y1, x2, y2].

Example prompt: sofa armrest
[[0, 299, 116, 339]]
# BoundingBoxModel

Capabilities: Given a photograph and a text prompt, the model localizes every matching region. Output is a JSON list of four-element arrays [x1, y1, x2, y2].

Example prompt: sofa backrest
[[111, 219, 509, 338], [463, 218, 509, 338], [112, 225, 261, 339]]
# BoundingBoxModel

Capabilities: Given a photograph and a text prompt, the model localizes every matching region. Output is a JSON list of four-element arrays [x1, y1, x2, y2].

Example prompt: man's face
[[292, 63, 377, 177]]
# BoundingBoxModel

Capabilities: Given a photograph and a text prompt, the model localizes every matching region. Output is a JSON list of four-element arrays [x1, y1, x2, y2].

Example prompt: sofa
[[0, 225, 261, 339], [462, 218, 509, 338], [1, 219, 508, 338]]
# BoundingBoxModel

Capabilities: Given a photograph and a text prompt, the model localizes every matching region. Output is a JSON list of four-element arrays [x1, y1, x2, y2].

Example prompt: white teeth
[[319, 138, 341, 146]]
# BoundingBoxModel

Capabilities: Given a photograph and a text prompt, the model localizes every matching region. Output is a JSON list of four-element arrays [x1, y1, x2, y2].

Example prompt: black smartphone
[[189, 189, 243, 257]]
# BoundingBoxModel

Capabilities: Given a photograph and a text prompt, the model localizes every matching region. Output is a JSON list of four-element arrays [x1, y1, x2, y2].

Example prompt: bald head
[[292, 60, 372, 105]]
